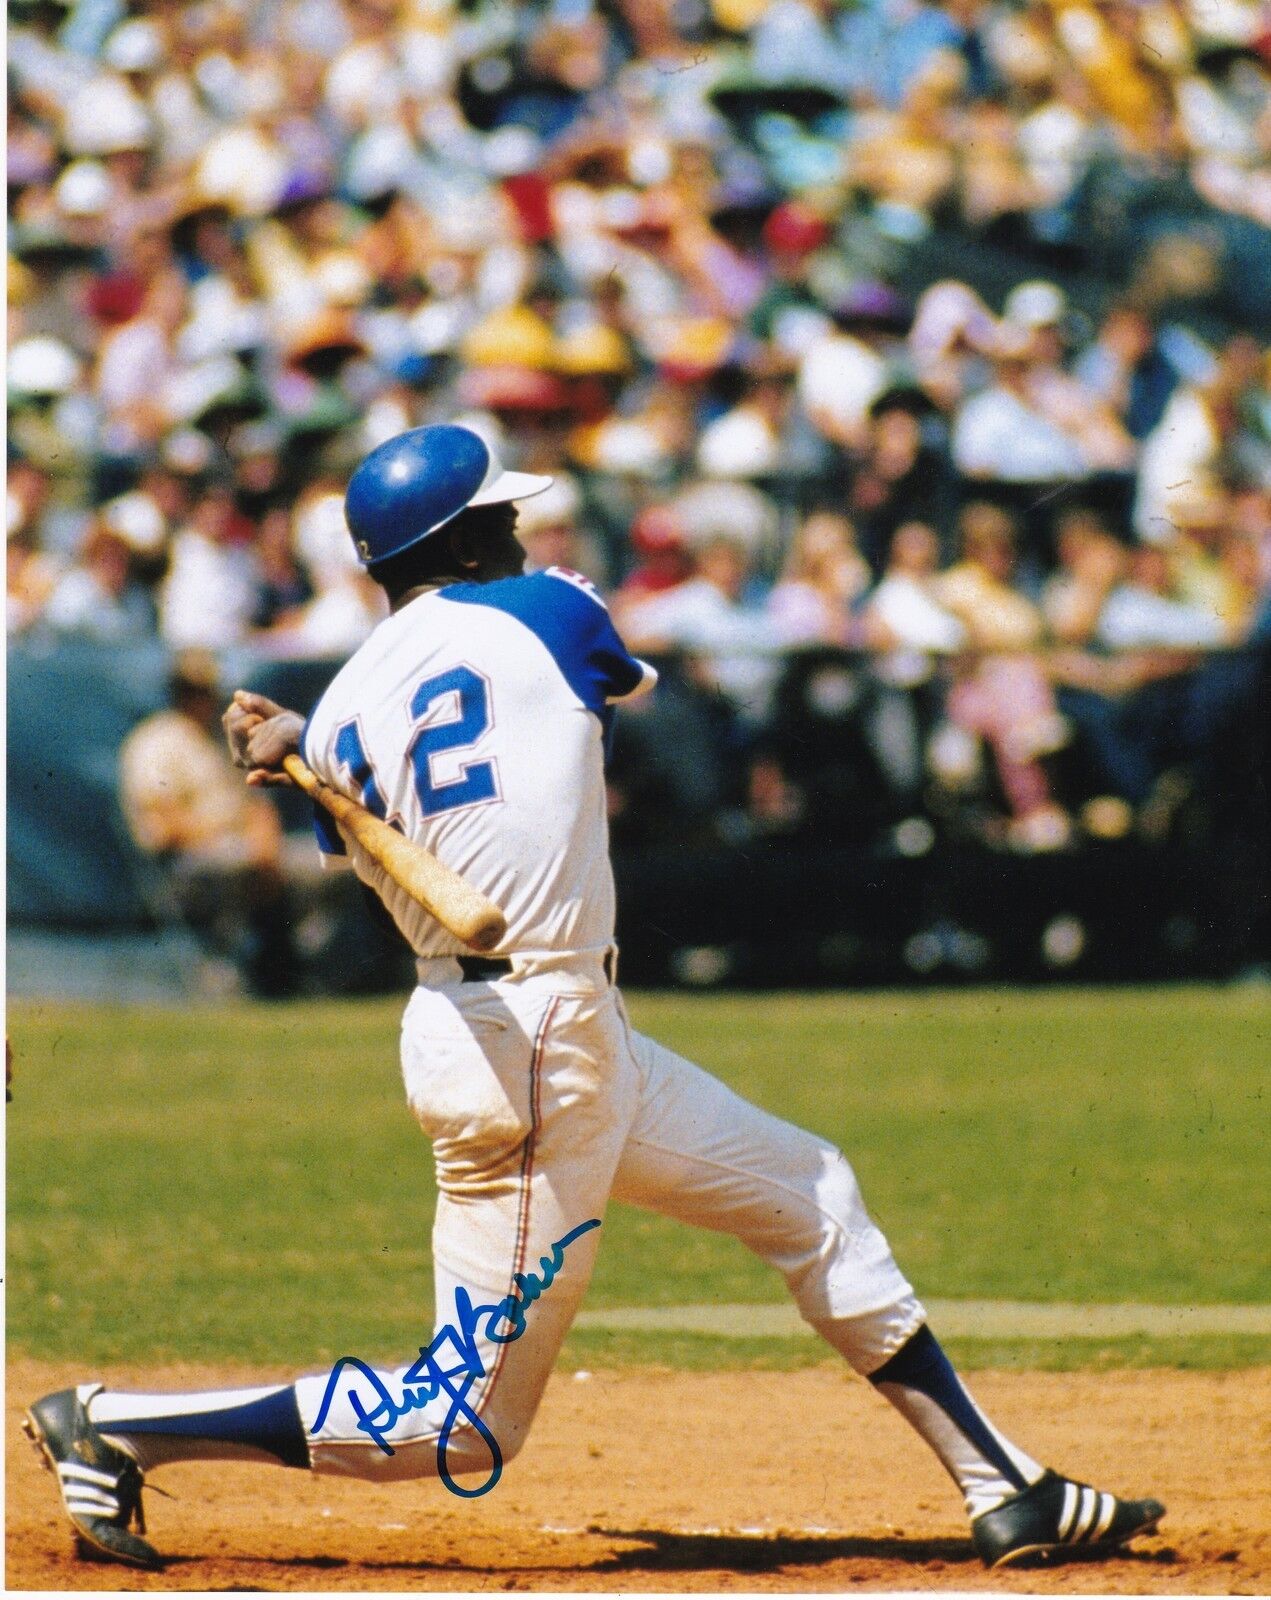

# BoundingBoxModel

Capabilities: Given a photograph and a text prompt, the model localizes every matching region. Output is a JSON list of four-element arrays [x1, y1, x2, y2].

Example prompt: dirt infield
[[7, 1359, 1268, 1593]]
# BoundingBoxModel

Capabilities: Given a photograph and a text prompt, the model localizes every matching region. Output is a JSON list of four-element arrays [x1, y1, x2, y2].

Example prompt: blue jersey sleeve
[[311, 802, 346, 857], [440, 568, 653, 715], [301, 711, 347, 857]]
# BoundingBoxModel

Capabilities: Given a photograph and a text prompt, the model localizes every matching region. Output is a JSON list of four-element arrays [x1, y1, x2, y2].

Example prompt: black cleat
[[972, 1468, 1165, 1569], [23, 1385, 165, 1570]]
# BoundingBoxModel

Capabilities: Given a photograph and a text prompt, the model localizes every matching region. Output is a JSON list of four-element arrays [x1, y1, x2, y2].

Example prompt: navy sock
[[869, 1325, 1041, 1517], [90, 1383, 309, 1471]]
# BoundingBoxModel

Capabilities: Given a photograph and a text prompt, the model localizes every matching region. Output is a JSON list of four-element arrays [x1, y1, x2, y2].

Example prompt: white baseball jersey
[[301, 567, 657, 959]]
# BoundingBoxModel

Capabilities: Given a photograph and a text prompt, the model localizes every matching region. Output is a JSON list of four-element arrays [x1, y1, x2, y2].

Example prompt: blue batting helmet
[[344, 424, 552, 567]]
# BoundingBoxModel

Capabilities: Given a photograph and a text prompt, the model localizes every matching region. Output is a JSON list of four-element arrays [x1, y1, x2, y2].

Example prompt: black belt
[[456, 950, 618, 984], [457, 956, 513, 982]]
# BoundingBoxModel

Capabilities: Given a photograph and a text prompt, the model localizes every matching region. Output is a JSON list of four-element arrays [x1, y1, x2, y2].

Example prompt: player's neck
[[389, 563, 515, 612], [390, 581, 450, 614]]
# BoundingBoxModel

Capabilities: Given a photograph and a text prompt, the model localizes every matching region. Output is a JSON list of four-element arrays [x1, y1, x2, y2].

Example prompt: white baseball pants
[[296, 953, 924, 1483]]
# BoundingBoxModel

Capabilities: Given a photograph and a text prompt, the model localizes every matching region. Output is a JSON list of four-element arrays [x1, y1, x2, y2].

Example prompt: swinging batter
[[26, 425, 1163, 1573]]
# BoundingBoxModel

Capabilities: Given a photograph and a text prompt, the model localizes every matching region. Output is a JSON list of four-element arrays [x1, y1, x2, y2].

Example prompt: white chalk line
[[574, 1299, 1271, 1339], [538, 1524, 839, 1539]]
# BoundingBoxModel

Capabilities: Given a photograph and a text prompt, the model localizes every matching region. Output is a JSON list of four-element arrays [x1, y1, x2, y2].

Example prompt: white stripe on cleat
[[1072, 1484, 1099, 1541], [1057, 1479, 1080, 1540]]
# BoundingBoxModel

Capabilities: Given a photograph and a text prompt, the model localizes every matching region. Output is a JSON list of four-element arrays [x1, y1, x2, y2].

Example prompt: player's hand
[[224, 690, 305, 785]]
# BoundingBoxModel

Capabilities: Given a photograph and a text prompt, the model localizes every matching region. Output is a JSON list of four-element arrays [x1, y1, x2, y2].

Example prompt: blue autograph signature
[[310, 1218, 600, 1497]]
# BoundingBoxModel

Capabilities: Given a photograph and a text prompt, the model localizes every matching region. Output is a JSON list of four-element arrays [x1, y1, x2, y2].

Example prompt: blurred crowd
[[9, 0, 1271, 854]]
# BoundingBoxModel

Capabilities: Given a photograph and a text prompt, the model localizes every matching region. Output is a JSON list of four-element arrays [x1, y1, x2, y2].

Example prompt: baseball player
[[26, 425, 1163, 1573]]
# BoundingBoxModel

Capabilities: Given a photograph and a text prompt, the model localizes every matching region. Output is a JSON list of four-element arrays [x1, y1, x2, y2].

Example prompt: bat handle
[[282, 752, 320, 795]]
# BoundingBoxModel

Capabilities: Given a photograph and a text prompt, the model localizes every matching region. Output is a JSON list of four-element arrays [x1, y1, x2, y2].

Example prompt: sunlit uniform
[[302, 567, 656, 958], [292, 563, 920, 1487]]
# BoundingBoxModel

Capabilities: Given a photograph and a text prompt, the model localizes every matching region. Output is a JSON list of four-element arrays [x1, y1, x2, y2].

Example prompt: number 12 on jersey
[[333, 665, 499, 822]]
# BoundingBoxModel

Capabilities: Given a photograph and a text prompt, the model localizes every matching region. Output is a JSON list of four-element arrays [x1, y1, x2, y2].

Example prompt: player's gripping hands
[[223, 690, 304, 786]]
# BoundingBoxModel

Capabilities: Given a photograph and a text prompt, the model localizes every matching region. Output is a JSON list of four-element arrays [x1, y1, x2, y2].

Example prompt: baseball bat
[[281, 753, 507, 953]]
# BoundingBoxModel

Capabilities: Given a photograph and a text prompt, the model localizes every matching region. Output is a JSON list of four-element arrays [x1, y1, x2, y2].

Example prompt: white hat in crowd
[[101, 492, 167, 554], [696, 407, 781, 479], [103, 18, 166, 74], [673, 480, 777, 557], [1002, 280, 1067, 330], [62, 77, 152, 155], [8, 337, 82, 397], [53, 160, 115, 217]]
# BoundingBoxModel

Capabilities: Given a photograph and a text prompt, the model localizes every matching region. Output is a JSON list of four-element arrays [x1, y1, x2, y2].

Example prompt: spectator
[[159, 486, 262, 650], [952, 326, 1086, 484], [7, 462, 60, 633], [7, 526, 60, 635], [251, 508, 313, 630], [952, 320, 1133, 485], [907, 280, 998, 414], [1001, 283, 1136, 473], [623, 534, 784, 723], [1041, 519, 1161, 816], [1097, 546, 1230, 651], [861, 520, 967, 813], [117, 649, 301, 996], [1166, 482, 1255, 632], [766, 511, 869, 647], [797, 325, 889, 453], [938, 504, 1072, 848], [95, 271, 184, 441], [1135, 336, 1267, 543], [1072, 305, 1178, 440], [251, 562, 385, 660], [610, 507, 693, 616], [850, 399, 958, 572], [865, 521, 967, 660], [43, 520, 154, 641], [514, 474, 606, 586], [696, 375, 791, 481], [938, 504, 1048, 652], [1041, 512, 1127, 646], [5, 0, 1267, 876], [252, 487, 386, 659]]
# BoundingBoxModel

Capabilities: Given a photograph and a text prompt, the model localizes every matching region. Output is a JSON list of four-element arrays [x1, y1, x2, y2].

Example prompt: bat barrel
[[280, 753, 508, 953]]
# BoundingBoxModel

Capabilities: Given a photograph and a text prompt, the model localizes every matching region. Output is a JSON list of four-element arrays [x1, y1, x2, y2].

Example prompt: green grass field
[[7, 987, 1269, 1372]]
